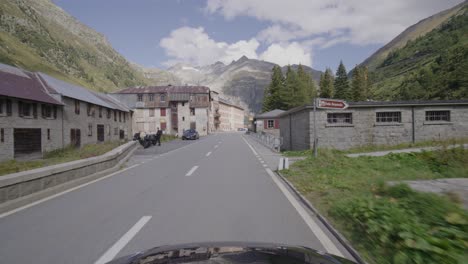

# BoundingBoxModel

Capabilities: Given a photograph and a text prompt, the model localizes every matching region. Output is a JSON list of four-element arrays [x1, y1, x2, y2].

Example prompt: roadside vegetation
[[161, 134, 177, 142], [282, 147, 468, 264], [282, 137, 468, 157], [0, 141, 124, 176]]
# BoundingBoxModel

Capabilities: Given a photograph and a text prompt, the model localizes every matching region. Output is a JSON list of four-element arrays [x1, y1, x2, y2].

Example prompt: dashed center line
[[185, 165, 199, 176], [206, 151, 212, 157], [214, 145, 219, 148]]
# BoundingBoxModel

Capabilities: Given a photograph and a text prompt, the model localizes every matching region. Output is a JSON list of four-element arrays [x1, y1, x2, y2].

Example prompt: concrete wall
[[0, 141, 138, 212], [0, 97, 64, 161], [280, 109, 310, 151], [280, 104, 468, 151]]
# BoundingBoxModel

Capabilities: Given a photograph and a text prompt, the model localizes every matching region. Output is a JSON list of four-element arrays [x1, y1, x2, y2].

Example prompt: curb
[[0, 143, 139, 216], [276, 171, 367, 264]]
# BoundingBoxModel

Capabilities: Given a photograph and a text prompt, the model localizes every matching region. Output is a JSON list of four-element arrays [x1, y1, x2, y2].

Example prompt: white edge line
[[0, 164, 140, 219], [185, 165, 199, 176], [265, 168, 344, 257], [206, 151, 212, 157], [241, 135, 344, 257], [94, 216, 152, 264]]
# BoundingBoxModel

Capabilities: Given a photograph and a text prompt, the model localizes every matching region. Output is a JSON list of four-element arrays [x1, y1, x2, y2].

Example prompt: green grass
[[0, 141, 124, 176], [282, 148, 468, 264], [282, 137, 468, 157], [161, 134, 177, 142]]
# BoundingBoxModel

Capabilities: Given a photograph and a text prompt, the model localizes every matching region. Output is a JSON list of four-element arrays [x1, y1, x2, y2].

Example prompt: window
[[149, 109, 154, 117], [1, 128, 4, 142], [99, 107, 102, 118], [6, 99, 12, 116], [190, 108, 195, 116], [87, 103, 94, 117], [182, 102, 185, 107], [75, 100, 80, 114], [0, 99, 3, 114], [149, 94, 154, 101], [107, 108, 111, 119], [137, 94, 143, 102], [327, 113, 353, 124], [88, 123, 93, 136], [114, 110, 117, 121], [119, 111, 122, 122], [42, 104, 53, 118], [426, 111, 450, 122], [47, 129, 51, 140], [182, 116, 185, 121], [161, 122, 167, 131], [160, 108, 166, 116], [190, 122, 196, 130], [18, 101, 31, 117], [376, 112, 401, 123], [267, 120, 275, 128], [160, 94, 166, 102], [32, 103, 37, 119], [123, 113, 126, 122]]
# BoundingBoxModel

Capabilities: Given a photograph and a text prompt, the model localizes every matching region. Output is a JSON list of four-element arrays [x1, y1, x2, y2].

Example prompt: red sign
[[317, 98, 349, 109]]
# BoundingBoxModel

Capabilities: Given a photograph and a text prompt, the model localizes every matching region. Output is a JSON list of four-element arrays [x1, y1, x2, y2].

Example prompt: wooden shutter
[[32, 104, 37, 118], [41, 104, 46, 118], [160, 108, 166, 116], [6, 99, 12, 116], [264, 120, 267, 129], [274, 119, 279, 129], [53, 106, 57, 119]]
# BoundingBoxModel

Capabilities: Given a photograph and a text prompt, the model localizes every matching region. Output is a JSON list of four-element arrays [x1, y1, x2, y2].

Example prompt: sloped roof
[[93, 92, 131, 112], [37, 72, 115, 109], [255, 109, 285, 119], [0, 63, 62, 105], [114, 85, 210, 94]]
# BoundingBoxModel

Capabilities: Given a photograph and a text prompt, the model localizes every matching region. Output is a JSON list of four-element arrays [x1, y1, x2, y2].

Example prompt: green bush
[[331, 184, 468, 264]]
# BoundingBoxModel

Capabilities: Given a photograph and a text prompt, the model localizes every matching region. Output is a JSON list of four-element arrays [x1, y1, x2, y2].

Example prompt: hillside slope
[[0, 0, 149, 91], [361, 0, 467, 71], [370, 3, 468, 100]]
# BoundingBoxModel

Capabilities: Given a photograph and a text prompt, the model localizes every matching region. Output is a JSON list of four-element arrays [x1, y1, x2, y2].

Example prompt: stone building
[[254, 109, 285, 137], [218, 98, 245, 131], [111, 86, 212, 136], [0, 63, 133, 162], [279, 100, 468, 151]]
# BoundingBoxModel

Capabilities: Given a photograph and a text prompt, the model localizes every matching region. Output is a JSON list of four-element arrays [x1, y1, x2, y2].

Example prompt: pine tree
[[334, 61, 350, 100], [295, 64, 311, 106], [351, 66, 368, 101], [283, 65, 298, 109], [319, 68, 334, 98], [262, 65, 285, 111]]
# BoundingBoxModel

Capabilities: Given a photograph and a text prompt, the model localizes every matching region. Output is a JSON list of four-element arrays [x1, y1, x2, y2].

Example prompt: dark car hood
[[107, 241, 356, 264]]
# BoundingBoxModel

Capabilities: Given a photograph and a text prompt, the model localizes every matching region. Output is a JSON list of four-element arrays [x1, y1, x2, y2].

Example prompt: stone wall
[[0, 97, 63, 161], [280, 104, 468, 151]]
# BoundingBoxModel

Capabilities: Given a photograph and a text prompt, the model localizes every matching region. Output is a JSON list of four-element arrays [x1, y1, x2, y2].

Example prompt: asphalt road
[[0, 133, 351, 264]]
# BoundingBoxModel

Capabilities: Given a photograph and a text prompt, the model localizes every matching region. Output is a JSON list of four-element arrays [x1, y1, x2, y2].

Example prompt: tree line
[[262, 62, 370, 112]]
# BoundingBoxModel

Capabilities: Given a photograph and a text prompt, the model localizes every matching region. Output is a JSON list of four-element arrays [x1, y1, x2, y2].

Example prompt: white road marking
[[94, 216, 152, 264], [260, 160, 265, 164], [214, 145, 219, 148], [265, 168, 344, 257], [263, 164, 268, 167], [241, 137, 258, 156], [0, 164, 140, 219], [206, 151, 212, 157], [185, 166, 199, 176], [241, 136, 344, 257]]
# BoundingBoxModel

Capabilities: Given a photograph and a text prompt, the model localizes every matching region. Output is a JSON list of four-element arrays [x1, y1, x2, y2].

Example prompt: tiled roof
[[0, 64, 62, 105], [255, 109, 285, 119], [114, 86, 210, 94]]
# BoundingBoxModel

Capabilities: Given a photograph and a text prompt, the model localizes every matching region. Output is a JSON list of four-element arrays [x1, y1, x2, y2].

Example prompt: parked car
[[237, 128, 247, 132], [182, 129, 199, 140]]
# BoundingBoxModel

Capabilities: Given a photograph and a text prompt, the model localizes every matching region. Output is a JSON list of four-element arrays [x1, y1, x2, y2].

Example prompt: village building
[[0, 63, 133, 162], [254, 109, 285, 137], [111, 86, 212, 137], [279, 100, 468, 151], [218, 98, 245, 131]]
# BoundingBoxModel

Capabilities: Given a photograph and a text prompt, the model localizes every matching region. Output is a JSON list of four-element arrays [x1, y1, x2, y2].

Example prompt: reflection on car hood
[[107, 241, 356, 264]]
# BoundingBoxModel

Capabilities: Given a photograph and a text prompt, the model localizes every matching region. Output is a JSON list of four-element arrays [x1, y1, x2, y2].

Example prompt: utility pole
[[313, 97, 317, 157]]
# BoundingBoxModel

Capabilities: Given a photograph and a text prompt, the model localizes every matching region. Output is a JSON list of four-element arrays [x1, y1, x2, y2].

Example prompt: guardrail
[[248, 132, 282, 152]]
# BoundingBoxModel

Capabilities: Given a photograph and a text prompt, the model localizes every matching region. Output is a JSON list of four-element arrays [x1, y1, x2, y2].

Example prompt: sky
[[53, 0, 464, 72]]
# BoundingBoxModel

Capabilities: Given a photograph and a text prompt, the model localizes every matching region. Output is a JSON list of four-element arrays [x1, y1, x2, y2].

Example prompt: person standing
[[155, 127, 162, 146]]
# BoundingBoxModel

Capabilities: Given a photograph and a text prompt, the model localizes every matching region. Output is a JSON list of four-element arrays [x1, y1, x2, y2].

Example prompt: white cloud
[[160, 26, 312, 67], [160, 27, 259, 66], [260, 42, 312, 66], [206, 0, 464, 46]]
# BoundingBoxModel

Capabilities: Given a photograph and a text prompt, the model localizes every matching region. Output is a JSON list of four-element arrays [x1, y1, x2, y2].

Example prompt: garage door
[[14, 128, 41, 157]]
